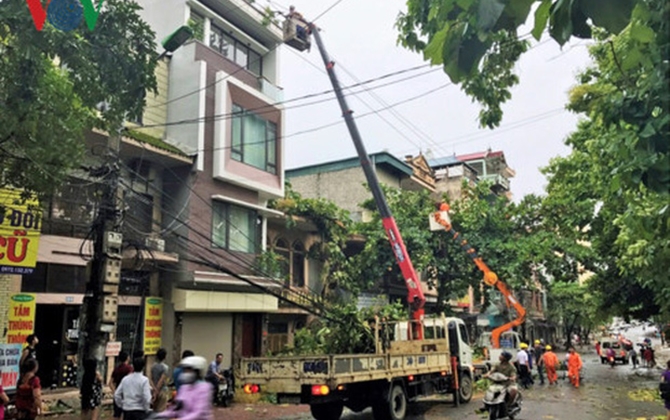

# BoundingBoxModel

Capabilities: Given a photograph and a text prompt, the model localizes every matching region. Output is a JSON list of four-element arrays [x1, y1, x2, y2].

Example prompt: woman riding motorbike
[[152, 356, 214, 420]]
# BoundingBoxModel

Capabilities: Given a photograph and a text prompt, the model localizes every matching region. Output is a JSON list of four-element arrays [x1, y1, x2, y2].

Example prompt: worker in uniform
[[567, 347, 583, 388], [516, 343, 532, 388], [533, 339, 545, 385], [542, 345, 559, 385]]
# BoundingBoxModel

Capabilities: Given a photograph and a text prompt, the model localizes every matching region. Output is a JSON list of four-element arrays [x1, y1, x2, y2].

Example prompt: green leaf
[[424, 23, 450, 65], [549, 0, 575, 46], [532, 0, 552, 40], [639, 122, 656, 138], [477, 0, 506, 32], [578, 0, 636, 34], [442, 22, 468, 82], [459, 36, 490, 74], [630, 24, 655, 43], [504, 0, 537, 27], [620, 48, 643, 70]]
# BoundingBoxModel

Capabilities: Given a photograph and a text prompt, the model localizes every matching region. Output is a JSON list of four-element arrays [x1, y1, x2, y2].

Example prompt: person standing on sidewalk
[[114, 358, 152, 420], [15, 359, 42, 420], [150, 348, 170, 412], [660, 360, 670, 420], [109, 351, 133, 420], [533, 340, 545, 385], [567, 347, 583, 388], [629, 347, 639, 369], [80, 359, 103, 420], [516, 343, 532, 389]]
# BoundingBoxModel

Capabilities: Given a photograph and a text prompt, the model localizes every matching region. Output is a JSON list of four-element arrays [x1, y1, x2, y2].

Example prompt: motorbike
[[214, 367, 235, 407], [483, 372, 523, 420]]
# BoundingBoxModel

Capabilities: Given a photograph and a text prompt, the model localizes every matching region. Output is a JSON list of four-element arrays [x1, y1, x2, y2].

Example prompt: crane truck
[[430, 204, 526, 370], [238, 16, 475, 420]]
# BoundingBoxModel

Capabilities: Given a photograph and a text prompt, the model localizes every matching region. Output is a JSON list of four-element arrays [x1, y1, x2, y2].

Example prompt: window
[[231, 104, 277, 174], [209, 24, 263, 76], [212, 201, 259, 253], [22, 263, 87, 294], [272, 238, 305, 287]]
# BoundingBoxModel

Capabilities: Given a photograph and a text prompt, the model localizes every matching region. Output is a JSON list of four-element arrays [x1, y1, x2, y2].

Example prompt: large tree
[[396, 0, 668, 195], [541, 0, 669, 317], [0, 0, 158, 198]]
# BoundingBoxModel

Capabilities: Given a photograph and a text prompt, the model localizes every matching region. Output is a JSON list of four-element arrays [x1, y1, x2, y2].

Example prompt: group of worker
[[515, 340, 583, 388]]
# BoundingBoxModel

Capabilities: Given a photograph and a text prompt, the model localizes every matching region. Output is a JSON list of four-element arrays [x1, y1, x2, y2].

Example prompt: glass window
[[234, 42, 249, 67], [212, 201, 259, 253], [248, 50, 262, 75], [275, 238, 290, 284], [207, 26, 262, 76], [230, 104, 278, 173], [459, 324, 469, 344], [221, 34, 234, 60]]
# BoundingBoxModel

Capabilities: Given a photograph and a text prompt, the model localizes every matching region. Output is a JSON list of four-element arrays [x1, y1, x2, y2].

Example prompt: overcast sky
[[274, 0, 592, 200]]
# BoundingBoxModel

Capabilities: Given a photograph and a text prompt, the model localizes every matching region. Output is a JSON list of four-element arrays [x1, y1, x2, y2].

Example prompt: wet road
[[332, 349, 666, 420]]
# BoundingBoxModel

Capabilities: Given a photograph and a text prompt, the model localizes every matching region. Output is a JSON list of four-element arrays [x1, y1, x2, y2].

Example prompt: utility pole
[[78, 128, 123, 388], [77, 24, 193, 389]]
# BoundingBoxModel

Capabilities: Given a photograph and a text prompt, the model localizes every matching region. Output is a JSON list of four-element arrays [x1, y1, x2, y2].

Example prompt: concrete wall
[[137, 0, 188, 54], [288, 167, 402, 221], [181, 313, 234, 368]]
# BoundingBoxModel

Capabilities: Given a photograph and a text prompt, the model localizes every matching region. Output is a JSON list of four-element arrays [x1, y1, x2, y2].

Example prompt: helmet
[[545, 345, 552, 350], [534, 339, 540, 344], [180, 356, 208, 376], [500, 351, 513, 362], [520, 343, 528, 349]]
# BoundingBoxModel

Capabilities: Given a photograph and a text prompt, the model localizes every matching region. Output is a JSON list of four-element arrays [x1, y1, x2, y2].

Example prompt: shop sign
[[7, 294, 36, 344], [105, 341, 122, 357], [0, 188, 41, 275], [143, 297, 163, 355], [0, 344, 22, 392]]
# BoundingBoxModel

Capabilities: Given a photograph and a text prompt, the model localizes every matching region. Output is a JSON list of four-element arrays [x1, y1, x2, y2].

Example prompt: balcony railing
[[480, 173, 510, 191]]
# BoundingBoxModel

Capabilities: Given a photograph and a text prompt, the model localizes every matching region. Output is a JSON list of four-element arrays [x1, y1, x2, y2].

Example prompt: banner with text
[[0, 188, 41, 274], [0, 344, 22, 392], [143, 297, 163, 355], [7, 293, 36, 345]]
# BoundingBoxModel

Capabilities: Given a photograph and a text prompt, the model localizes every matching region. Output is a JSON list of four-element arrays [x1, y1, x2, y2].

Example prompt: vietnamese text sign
[[143, 297, 163, 355], [0, 344, 22, 392], [105, 341, 122, 357], [0, 188, 41, 275], [7, 294, 36, 345]]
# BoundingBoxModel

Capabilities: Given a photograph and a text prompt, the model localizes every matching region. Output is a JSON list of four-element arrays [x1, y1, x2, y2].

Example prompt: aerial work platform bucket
[[283, 17, 310, 51]]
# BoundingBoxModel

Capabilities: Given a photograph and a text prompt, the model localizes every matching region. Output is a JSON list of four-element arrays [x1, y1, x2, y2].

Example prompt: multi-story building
[[138, 0, 287, 368], [287, 152, 439, 309], [429, 149, 515, 200]]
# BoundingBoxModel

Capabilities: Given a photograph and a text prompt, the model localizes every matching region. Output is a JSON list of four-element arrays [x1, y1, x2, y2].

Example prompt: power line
[[313, 0, 348, 22], [118, 155, 329, 307], [134, 63, 437, 130]]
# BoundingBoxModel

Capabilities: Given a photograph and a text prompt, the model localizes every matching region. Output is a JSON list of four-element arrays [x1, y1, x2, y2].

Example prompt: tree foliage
[[396, 0, 640, 128], [542, 0, 669, 317], [0, 0, 158, 198]]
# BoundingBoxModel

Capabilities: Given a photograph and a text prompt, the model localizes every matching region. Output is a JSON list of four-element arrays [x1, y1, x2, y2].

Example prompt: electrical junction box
[[104, 232, 123, 255]]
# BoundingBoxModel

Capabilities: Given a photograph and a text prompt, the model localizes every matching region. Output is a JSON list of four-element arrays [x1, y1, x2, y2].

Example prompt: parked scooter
[[214, 367, 235, 407], [483, 372, 523, 420]]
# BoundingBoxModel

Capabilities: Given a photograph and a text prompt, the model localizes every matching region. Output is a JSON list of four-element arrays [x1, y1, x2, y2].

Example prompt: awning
[[37, 235, 91, 266]]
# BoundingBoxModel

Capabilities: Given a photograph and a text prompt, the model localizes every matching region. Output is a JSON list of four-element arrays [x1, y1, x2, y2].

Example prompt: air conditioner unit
[[145, 237, 166, 252]]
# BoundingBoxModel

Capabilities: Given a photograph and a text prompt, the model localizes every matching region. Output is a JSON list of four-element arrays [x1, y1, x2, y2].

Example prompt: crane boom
[[309, 24, 426, 338], [432, 204, 526, 348]]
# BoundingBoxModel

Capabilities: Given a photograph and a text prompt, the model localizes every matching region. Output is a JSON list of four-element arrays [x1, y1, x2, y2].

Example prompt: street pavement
[[55, 351, 667, 420], [55, 324, 670, 420]]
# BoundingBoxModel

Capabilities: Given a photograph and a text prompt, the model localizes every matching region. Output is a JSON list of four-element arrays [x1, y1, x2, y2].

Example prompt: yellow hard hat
[[546, 345, 552, 350], [520, 343, 528, 349], [534, 339, 540, 344]]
